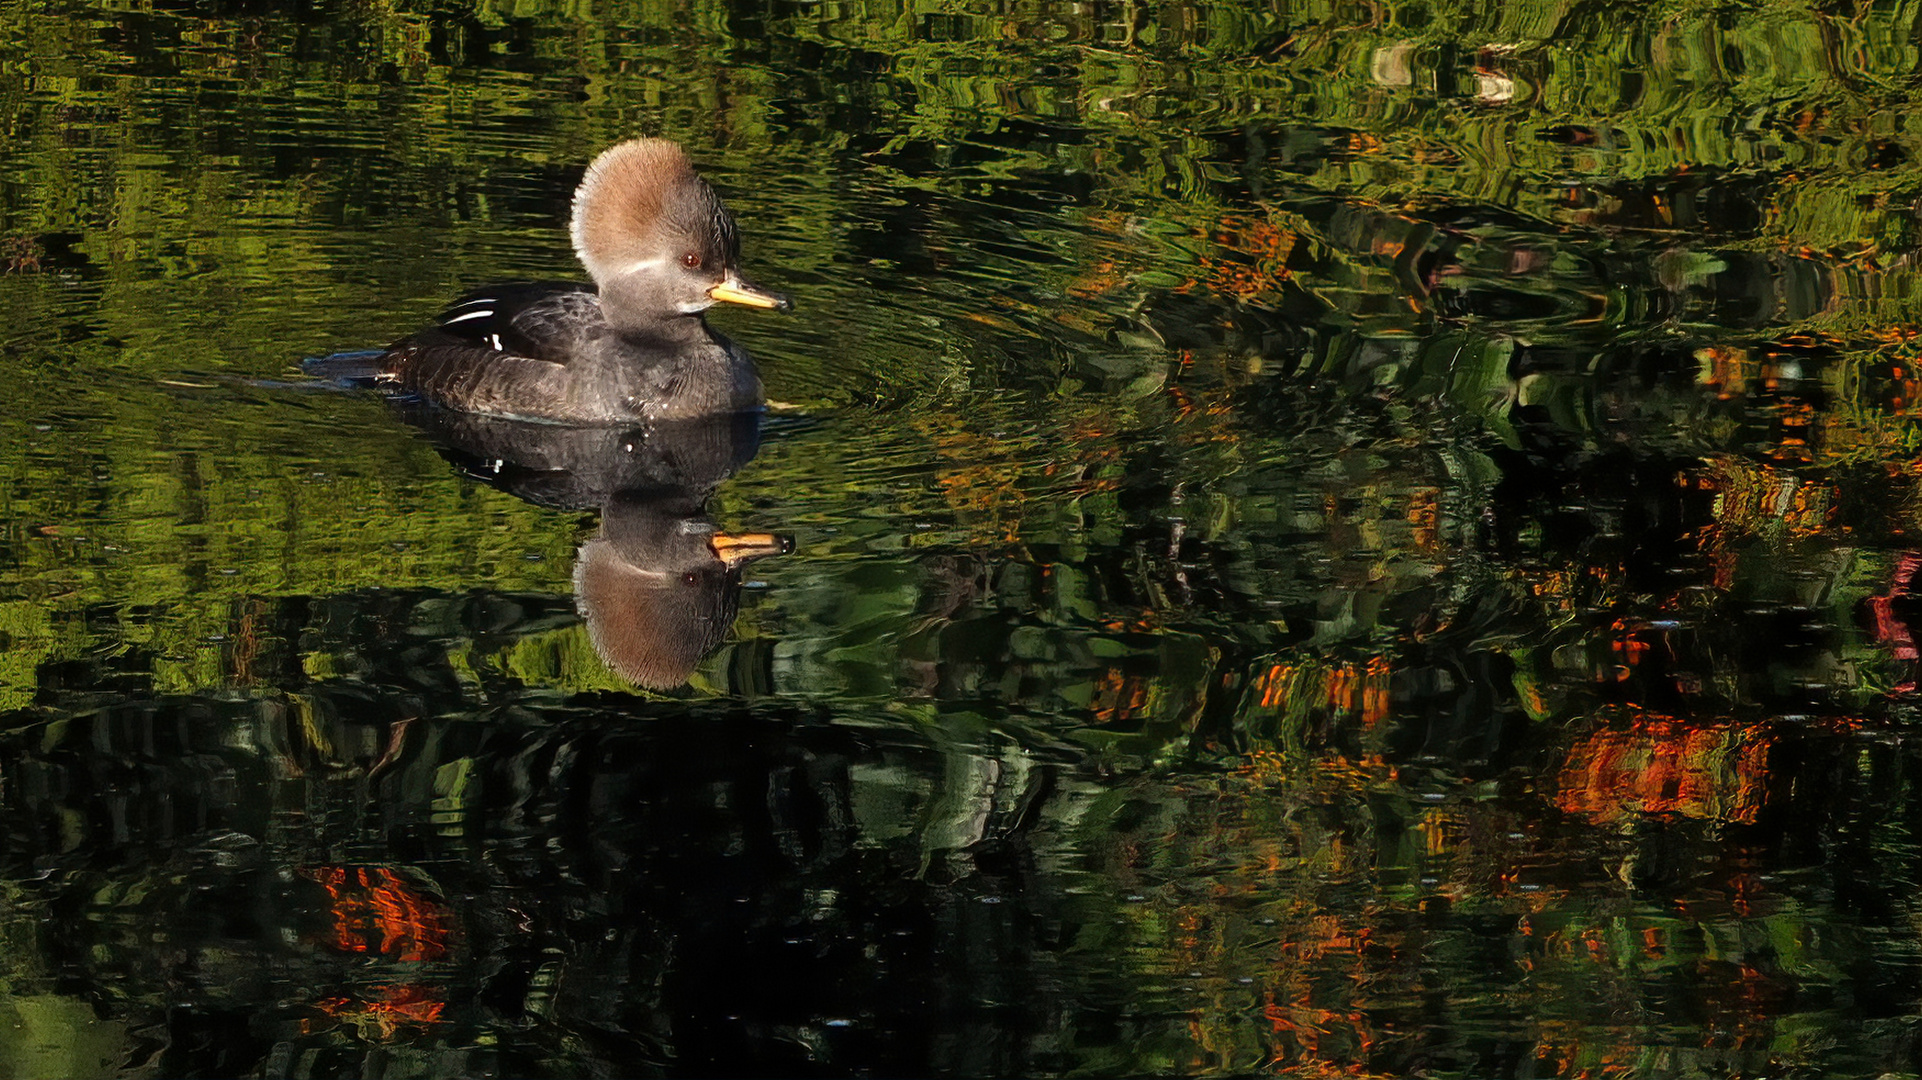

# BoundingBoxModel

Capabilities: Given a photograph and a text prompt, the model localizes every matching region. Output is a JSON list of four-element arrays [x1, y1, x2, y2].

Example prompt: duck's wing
[[380, 283, 608, 419], [418, 281, 605, 365]]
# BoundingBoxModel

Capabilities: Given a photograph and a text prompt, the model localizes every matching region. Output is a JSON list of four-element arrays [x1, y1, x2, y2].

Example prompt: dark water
[[6, 1, 1922, 1076]]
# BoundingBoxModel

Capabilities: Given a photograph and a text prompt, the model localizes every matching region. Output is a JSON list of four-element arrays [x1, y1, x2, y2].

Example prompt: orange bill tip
[[708, 532, 794, 567]]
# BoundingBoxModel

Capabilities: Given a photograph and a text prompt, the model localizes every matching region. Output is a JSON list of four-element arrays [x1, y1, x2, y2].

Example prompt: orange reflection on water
[[302, 866, 455, 962], [311, 984, 447, 1041], [1692, 456, 1837, 545], [1554, 714, 1769, 825], [1244, 914, 1392, 1079], [1603, 618, 1651, 682], [1531, 1022, 1641, 1080], [1091, 666, 1151, 725], [1250, 657, 1392, 728]]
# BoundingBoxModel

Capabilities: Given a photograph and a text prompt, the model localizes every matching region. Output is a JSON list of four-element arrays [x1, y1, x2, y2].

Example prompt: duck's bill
[[709, 531, 795, 568], [708, 276, 793, 311]]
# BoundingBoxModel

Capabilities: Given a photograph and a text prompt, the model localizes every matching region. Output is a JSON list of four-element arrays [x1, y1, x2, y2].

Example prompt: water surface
[[5, 1, 1922, 1076]]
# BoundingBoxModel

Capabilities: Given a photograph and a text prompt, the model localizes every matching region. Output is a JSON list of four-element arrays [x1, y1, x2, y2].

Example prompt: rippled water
[[7, 1, 1922, 1076]]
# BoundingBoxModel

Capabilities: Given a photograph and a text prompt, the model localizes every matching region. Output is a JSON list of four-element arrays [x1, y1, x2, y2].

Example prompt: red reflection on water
[[1868, 552, 1922, 690], [302, 866, 454, 962]]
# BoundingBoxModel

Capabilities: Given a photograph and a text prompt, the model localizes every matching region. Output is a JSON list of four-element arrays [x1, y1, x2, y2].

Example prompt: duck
[[376, 138, 790, 424]]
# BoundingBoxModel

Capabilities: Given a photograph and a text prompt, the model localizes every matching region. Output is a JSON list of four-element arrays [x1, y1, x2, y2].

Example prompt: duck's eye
[[680, 252, 702, 270]]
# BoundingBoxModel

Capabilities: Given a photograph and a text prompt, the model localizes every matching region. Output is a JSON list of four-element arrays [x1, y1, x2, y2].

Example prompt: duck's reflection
[[399, 406, 790, 689]]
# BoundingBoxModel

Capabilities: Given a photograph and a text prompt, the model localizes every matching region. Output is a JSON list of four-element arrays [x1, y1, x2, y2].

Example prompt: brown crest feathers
[[570, 139, 700, 278]]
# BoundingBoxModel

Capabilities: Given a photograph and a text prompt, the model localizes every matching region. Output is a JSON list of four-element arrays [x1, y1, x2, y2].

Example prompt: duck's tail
[[300, 349, 388, 386]]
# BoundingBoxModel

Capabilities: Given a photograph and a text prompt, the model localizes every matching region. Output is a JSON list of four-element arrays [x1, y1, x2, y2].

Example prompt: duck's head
[[569, 138, 791, 329]]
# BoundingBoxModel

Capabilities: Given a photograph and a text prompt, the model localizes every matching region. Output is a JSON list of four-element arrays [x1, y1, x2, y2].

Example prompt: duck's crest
[[571, 139, 702, 280]]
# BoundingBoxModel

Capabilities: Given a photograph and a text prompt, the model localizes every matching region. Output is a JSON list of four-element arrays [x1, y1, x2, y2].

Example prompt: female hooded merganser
[[378, 139, 790, 424]]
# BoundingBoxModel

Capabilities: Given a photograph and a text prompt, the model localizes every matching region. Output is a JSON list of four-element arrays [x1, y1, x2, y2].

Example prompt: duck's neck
[[597, 280, 713, 349], [608, 310, 713, 349]]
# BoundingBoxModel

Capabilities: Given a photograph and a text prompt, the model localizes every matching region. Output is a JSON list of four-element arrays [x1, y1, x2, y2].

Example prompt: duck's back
[[381, 282, 760, 424]]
